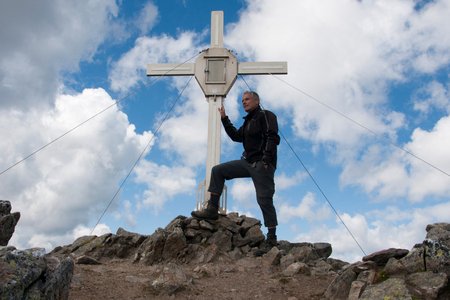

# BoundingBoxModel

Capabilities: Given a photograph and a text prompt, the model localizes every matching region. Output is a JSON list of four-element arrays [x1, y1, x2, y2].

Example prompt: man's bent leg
[[208, 159, 251, 195], [192, 160, 250, 220]]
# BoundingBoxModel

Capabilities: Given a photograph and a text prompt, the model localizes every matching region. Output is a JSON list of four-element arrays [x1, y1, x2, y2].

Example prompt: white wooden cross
[[147, 11, 287, 213]]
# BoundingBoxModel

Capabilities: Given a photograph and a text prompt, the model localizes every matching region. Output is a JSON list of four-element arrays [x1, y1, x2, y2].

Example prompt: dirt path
[[69, 258, 335, 300]]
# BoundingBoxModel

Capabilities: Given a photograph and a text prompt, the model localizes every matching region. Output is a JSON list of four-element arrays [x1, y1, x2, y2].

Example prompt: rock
[[33, 256, 74, 300], [0, 247, 73, 299], [116, 227, 147, 245], [208, 229, 232, 252], [406, 271, 448, 299], [0, 200, 20, 246], [75, 255, 101, 265], [398, 245, 427, 274], [164, 215, 186, 232], [0, 200, 11, 214], [423, 238, 450, 276], [0, 248, 47, 299], [356, 269, 376, 284], [384, 256, 407, 275], [198, 219, 215, 231], [323, 266, 357, 299], [288, 244, 317, 263], [263, 246, 282, 266], [325, 223, 450, 299], [280, 253, 296, 269], [359, 277, 411, 299], [313, 242, 332, 259], [426, 223, 450, 249], [162, 227, 187, 260], [283, 262, 310, 276], [362, 248, 409, 266], [347, 280, 367, 300], [311, 259, 333, 276], [149, 263, 192, 296], [137, 229, 167, 265]]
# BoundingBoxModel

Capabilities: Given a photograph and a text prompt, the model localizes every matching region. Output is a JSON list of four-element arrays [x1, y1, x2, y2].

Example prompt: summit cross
[[147, 11, 287, 213]]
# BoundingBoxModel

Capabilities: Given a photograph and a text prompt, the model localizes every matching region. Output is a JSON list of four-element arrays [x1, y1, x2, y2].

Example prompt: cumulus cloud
[[296, 200, 450, 262], [0, 0, 118, 110], [340, 115, 450, 202], [276, 171, 308, 190], [109, 32, 201, 93], [0, 88, 152, 249], [133, 160, 196, 211], [279, 192, 331, 222], [229, 179, 256, 207], [413, 80, 450, 115], [225, 0, 450, 203]]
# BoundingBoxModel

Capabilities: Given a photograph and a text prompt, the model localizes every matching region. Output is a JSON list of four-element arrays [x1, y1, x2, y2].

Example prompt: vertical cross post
[[147, 11, 287, 213]]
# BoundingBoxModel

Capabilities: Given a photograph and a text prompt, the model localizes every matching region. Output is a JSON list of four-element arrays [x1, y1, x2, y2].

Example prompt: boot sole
[[191, 211, 218, 220]]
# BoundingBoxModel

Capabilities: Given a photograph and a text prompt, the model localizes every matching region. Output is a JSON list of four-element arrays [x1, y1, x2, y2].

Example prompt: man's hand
[[218, 104, 226, 119]]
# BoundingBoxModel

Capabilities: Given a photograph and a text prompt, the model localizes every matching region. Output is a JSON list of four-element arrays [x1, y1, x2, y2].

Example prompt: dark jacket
[[221, 106, 280, 168]]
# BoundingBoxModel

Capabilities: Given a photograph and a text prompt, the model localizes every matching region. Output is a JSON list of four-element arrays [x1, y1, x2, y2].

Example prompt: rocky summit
[[2, 200, 450, 299]]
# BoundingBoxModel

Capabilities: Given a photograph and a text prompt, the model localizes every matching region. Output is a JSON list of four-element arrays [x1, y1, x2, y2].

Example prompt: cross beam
[[147, 11, 287, 213]]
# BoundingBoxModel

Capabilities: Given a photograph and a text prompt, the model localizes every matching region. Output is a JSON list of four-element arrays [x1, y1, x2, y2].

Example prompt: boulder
[[149, 262, 193, 296], [0, 248, 73, 299], [325, 222, 450, 299], [359, 277, 411, 299], [362, 248, 409, 266], [0, 200, 20, 246]]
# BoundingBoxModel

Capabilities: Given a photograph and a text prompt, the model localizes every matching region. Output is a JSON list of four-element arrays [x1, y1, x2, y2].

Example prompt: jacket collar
[[243, 105, 261, 120]]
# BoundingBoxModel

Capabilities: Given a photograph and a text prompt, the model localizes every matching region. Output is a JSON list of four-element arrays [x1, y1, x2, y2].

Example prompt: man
[[191, 91, 280, 248]]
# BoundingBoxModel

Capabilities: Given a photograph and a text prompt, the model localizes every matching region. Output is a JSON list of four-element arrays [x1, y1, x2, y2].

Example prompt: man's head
[[242, 91, 260, 112]]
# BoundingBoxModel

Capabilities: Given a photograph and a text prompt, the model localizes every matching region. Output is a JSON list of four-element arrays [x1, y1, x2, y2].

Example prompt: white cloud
[[279, 192, 331, 222], [133, 160, 196, 211], [229, 179, 255, 207], [109, 32, 201, 93], [413, 80, 450, 115], [224, 0, 450, 204], [275, 171, 308, 190], [136, 1, 159, 35], [340, 114, 450, 202], [295, 200, 450, 262], [72, 223, 112, 240], [0, 0, 118, 110], [0, 88, 152, 250]]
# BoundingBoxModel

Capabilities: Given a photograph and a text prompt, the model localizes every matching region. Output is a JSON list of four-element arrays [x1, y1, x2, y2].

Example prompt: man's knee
[[211, 163, 227, 174]]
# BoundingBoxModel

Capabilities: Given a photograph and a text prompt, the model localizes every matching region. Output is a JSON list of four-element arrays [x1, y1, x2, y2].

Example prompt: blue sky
[[1, 0, 450, 262]]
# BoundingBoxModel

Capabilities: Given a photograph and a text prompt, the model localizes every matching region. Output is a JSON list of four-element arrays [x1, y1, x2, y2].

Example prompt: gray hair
[[243, 91, 260, 102]]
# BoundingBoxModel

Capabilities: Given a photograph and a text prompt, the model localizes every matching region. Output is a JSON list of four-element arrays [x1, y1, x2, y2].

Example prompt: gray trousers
[[208, 159, 278, 228]]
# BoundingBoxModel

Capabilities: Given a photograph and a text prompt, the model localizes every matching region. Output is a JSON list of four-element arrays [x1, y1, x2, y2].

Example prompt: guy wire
[[0, 52, 201, 177], [270, 74, 450, 178], [90, 76, 194, 234], [239, 75, 367, 256]]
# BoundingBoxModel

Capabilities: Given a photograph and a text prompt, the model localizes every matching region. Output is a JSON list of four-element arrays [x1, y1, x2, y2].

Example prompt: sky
[[1, 0, 450, 263]]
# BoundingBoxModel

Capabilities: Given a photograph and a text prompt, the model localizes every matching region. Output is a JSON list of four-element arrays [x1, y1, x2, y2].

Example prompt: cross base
[[196, 180, 227, 215]]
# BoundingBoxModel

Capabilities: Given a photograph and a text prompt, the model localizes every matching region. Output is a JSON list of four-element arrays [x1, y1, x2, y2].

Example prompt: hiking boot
[[191, 202, 219, 220], [253, 233, 278, 257]]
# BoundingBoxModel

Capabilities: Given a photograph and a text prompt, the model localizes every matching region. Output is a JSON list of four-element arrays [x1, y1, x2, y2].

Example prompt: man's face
[[242, 93, 259, 112]]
